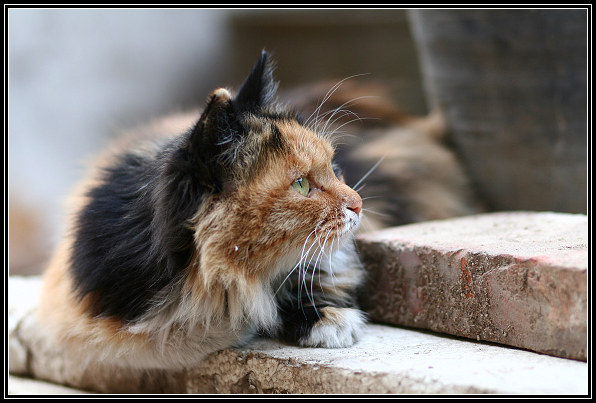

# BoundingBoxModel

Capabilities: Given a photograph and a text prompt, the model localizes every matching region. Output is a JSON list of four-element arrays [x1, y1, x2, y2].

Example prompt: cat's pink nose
[[347, 198, 362, 216]]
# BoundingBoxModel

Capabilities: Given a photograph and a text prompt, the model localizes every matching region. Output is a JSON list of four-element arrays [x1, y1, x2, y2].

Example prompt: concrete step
[[8, 288, 588, 394], [356, 211, 587, 361], [8, 300, 589, 394], [8, 322, 589, 394], [8, 375, 92, 395]]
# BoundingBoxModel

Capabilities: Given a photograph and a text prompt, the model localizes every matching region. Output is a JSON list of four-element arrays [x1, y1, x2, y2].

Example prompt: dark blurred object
[[409, 9, 587, 214], [229, 9, 428, 116]]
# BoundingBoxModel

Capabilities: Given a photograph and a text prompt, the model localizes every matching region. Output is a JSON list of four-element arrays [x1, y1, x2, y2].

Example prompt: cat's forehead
[[275, 119, 334, 163], [236, 114, 335, 183]]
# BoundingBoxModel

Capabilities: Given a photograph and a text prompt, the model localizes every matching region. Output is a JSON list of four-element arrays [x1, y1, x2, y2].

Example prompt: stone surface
[[8, 375, 92, 395], [356, 211, 588, 361], [8, 274, 588, 394]]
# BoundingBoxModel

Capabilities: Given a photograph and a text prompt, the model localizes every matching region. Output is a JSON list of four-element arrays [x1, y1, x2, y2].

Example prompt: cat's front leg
[[298, 306, 367, 348], [277, 285, 367, 348]]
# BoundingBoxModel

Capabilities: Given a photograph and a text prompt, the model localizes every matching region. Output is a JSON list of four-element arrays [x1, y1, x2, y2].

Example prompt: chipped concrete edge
[[8, 304, 492, 394], [182, 348, 496, 394]]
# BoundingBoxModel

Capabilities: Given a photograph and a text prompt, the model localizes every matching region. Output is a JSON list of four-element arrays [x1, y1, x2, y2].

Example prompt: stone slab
[[8, 275, 588, 394], [356, 211, 588, 361], [8, 375, 92, 395], [184, 324, 588, 394]]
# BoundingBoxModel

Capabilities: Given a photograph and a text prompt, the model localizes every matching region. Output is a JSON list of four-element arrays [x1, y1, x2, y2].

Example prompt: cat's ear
[[186, 88, 236, 192], [184, 51, 277, 192], [189, 50, 277, 153], [233, 50, 278, 113]]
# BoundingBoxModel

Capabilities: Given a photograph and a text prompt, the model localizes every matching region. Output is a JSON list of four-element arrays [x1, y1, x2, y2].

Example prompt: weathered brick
[[356, 211, 587, 360]]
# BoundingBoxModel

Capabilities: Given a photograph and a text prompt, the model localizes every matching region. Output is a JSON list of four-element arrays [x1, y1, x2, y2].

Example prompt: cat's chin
[[337, 210, 361, 240]]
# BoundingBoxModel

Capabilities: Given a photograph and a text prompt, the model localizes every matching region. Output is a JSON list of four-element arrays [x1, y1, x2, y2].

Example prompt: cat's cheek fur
[[298, 307, 366, 348]]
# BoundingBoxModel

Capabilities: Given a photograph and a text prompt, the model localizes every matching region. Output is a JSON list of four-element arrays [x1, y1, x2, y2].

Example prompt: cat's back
[[97, 109, 200, 165]]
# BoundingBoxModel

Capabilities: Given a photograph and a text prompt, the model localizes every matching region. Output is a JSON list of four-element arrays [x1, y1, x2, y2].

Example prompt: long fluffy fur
[[38, 51, 366, 370]]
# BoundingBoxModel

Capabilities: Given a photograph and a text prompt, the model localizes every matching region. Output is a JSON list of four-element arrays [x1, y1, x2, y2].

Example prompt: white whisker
[[298, 232, 322, 306], [274, 228, 317, 296], [321, 107, 360, 136], [362, 208, 389, 218], [304, 230, 324, 304], [326, 235, 339, 292], [320, 95, 378, 135], [304, 73, 370, 131], [354, 183, 367, 193], [326, 116, 379, 140], [351, 155, 386, 191], [309, 229, 333, 316]]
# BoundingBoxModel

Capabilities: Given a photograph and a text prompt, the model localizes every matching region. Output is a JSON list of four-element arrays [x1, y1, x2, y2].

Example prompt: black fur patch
[[70, 146, 202, 321], [276, 265, 356, 344], [278, 302, 326, 344]]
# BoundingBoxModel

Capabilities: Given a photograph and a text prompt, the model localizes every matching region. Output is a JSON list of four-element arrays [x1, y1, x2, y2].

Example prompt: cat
[[36, 51, 367, 371]]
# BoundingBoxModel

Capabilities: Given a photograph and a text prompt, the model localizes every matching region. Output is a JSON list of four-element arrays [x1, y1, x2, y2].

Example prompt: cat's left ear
[[232, 50, 278, 113]]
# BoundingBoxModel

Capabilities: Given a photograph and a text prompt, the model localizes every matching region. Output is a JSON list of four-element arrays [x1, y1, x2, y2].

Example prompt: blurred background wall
[[8, 8, 587, 275]]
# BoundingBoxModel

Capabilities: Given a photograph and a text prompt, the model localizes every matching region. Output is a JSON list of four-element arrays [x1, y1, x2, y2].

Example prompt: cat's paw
[[298, 307, 366, 348]]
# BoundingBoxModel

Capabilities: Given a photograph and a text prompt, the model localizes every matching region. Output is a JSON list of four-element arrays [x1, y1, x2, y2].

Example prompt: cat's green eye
[[291, 177, 310, 196]]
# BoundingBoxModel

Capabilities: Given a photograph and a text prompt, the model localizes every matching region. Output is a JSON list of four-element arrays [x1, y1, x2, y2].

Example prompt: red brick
[[356, 212, 587, 360]]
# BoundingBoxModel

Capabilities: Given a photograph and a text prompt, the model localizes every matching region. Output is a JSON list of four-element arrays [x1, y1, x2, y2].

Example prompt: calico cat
[[37, 51, 367, 370]]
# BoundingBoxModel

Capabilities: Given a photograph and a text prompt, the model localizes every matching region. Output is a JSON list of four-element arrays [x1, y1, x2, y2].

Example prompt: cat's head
[[183, 51, 362, 292]]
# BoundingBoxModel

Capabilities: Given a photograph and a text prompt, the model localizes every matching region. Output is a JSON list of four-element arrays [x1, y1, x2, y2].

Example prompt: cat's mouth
[[339, 208, 361, 238], [310, 208, 360, 251], [348, 207, 361, 225]]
